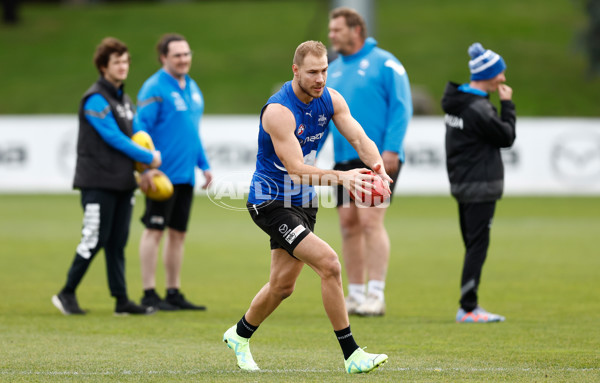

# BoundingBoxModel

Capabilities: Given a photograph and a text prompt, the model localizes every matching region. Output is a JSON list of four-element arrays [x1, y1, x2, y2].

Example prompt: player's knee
[[320, 253, 342, 280], [279, 286, 295, 300], [143, 229, 163, 244], [271, 281, 296, 300], [340, 220, 361, 238], [360, 219, 384, 235], [168, 228, 186, 241]]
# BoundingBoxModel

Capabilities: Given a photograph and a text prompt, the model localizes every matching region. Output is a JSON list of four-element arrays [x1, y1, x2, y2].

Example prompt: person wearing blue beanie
[[441, 42, 516, 323], [468, 42, 507, 81]]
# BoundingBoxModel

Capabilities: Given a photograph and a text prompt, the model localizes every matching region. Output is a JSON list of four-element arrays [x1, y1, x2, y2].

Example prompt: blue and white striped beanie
[[468, 42, 506, 81]]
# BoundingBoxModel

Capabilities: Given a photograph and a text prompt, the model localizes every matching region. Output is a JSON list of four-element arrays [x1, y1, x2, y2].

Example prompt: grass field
[[0, 194, 598, 382]]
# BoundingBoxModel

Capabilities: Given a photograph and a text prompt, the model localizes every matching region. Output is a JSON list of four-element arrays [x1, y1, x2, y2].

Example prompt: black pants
[[63, 189, 134, 299], [457, 201, 496, 312]]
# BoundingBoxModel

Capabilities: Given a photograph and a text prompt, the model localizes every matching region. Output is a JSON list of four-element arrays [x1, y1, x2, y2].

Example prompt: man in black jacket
[[441, 42, 516, 323], [52, 37, 162, 316]]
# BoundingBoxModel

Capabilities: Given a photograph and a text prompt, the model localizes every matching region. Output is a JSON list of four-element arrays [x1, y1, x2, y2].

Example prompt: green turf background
[[0, 194, 598, 381], [1, 0, 599, 116]]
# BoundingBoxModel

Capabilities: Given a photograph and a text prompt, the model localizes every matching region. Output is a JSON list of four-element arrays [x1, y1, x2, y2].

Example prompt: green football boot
[[223, 325, 260, 371], [344, 347, 388, 374]]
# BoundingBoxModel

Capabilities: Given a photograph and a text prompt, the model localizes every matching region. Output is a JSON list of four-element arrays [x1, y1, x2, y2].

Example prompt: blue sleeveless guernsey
[[248, 81, 334, 207]]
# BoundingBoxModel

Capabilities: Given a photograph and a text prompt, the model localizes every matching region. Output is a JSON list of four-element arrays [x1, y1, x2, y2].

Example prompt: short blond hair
[[293, 40, 327, 66]]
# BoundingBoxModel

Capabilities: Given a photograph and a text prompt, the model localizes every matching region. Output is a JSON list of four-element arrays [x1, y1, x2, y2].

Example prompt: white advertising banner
[[1, 115, 599, 195]]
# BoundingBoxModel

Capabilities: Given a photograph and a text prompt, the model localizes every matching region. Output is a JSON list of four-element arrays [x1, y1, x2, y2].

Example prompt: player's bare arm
[[262, 103, 372, 195], [329, 87, 393, 191]]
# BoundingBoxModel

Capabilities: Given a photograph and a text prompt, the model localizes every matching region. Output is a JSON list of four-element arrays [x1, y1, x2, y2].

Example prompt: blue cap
[[468, 42, 506, 81]]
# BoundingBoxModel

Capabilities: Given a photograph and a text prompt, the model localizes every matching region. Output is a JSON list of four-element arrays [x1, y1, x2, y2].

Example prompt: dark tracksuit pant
[[62, 188, 134, 300], [458, 201, 496, 312]]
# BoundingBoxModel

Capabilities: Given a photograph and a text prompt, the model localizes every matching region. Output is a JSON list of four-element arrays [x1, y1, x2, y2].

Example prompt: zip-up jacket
[[325, 37, 412, 163], [73, 77, 137, 191], [441, 81, 516, 202], [135, 69, 209, 186]]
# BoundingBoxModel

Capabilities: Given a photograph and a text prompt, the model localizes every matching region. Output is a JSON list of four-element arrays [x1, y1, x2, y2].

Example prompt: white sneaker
[[356, 294, 386, 316], [345, 295, 364, 315], [456, 307, 505, 323]]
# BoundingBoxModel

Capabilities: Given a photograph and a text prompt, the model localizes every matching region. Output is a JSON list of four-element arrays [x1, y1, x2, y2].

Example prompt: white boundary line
[[2, 367, 599, 376]]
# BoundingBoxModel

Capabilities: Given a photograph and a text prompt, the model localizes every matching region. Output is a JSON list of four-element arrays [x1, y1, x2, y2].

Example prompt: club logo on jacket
[[358, 59, 370, 76], [445, 114, 464, 130], [192, 92, 202, 105], [171, 92, 188, 111], [296, 124, 305, 136], [115, 103, 134, 120]]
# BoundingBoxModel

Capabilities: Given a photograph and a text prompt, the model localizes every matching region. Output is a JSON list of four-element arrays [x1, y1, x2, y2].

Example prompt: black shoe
[[115, 300, 156, 316], [166, 292, 206, 311], [52, 292, 86, 315], [141, 293, 180, 311]]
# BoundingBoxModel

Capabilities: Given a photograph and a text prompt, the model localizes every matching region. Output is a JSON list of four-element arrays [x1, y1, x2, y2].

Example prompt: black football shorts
[[247, 199, 317, 258], [141, 184, 194, 232]]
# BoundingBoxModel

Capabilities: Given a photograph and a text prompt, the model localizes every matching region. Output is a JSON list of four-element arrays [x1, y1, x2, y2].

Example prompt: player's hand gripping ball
[[131, 131, 155, 173], [134, 170, 174, 201], [131, 132, 173, 201], [145, 173, 174, 201], [349, 170, 391, 207]]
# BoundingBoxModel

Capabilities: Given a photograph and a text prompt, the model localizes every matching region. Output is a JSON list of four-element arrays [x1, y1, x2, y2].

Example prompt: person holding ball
[[52, 37, 161, 316], [223, 40, 391, 374]]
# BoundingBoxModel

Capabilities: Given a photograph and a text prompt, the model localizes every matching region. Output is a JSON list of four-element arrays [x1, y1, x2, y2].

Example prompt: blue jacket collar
[[159, 68, 190, 90], [458, 83, 488, 97], [340, 37, 377, 62]]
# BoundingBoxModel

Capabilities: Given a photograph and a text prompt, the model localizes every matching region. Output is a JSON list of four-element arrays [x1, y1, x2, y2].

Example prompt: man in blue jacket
[[135, 33, 213, 311], [326, 7, 413, 316]]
